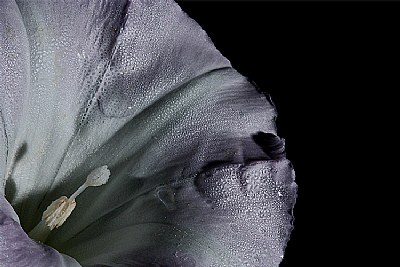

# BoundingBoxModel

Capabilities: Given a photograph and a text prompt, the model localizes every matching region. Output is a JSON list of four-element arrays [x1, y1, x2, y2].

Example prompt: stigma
[[28, 166, 111, 243]]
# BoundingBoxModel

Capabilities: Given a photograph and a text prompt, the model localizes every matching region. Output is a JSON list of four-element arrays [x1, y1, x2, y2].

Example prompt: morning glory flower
[[0, 0, 297, 266]]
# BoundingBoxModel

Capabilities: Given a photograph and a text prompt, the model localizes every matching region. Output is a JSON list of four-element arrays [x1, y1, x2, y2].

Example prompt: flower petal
[[54, 159, 296, 266], [0, 0, 31, 194], [45, 66, 279, 247], [1, 0, 296, 266], [0, 194, 81, 266], [2, 0, 231, 230]]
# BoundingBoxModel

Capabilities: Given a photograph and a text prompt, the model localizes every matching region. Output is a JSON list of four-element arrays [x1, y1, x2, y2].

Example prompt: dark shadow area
[[5, 142, 28, 203], [15, 142, 28, 162], [252, 132, 286, 160]]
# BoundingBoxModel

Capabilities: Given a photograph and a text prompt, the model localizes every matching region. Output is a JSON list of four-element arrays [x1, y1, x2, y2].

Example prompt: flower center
[[28, 166, 111, 243]]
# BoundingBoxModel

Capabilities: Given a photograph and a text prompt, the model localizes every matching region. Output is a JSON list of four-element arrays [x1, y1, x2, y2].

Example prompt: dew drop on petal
[[155, 185, 176, 211]]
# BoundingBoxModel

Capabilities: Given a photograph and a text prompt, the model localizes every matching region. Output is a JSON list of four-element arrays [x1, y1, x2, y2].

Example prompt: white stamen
[[28, 165, 111, 243]]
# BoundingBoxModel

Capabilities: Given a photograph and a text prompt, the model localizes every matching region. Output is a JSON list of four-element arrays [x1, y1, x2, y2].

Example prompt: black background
[[177, 1, 395, 266]]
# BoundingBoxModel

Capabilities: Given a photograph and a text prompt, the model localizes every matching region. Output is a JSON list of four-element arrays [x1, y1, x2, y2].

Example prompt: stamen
[[28, 166, 111, 243]]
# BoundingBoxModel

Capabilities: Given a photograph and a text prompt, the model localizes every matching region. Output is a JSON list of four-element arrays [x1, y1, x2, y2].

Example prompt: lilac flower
[[0, 0, 296, 266]]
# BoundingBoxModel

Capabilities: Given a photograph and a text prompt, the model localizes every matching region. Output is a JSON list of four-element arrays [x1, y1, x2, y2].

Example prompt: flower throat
[[28, 166, 111, 243]]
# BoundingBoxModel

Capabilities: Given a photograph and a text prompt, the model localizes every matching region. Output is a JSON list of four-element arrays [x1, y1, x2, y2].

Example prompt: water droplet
[[156, 185, 176, 211]]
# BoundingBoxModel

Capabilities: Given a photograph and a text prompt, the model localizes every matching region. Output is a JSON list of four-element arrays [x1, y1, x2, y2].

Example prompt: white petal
[[0, 0, 296, 266], [0, 0, 30, 193], [2, 0, 232, 230]]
